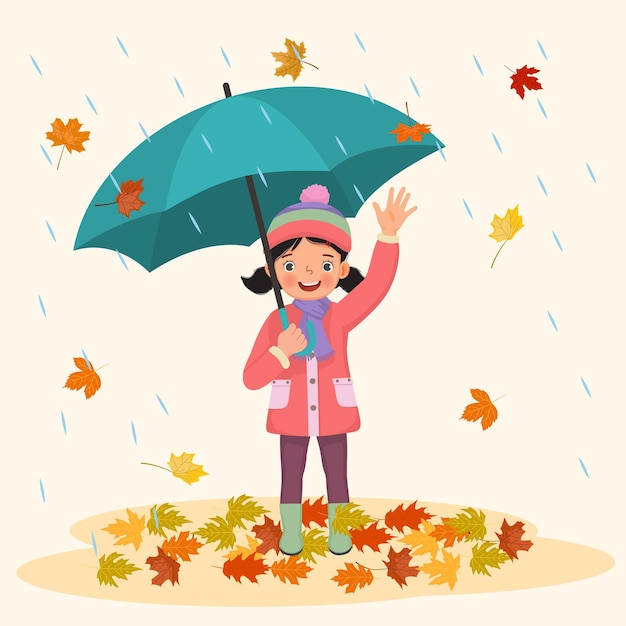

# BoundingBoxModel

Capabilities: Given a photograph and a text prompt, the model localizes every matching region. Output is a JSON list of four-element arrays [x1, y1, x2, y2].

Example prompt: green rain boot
[[328, 503, 353, 555], [279, 503, 304, 556]]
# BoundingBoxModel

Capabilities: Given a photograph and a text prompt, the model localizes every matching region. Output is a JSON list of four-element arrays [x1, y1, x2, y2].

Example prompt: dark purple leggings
[[280, 434, 349, 504]]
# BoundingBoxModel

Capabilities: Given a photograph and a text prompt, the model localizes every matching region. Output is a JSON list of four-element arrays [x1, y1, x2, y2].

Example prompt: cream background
[[3, 0, 624, 623]]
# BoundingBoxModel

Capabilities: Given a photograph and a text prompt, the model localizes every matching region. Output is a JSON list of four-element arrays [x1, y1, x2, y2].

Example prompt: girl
[[242, 183, 417, 555]]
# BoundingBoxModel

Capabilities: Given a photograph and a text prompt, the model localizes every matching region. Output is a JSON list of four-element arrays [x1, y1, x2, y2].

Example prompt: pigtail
[[338, 266, 364, 292], [241, 267, 274, 294]]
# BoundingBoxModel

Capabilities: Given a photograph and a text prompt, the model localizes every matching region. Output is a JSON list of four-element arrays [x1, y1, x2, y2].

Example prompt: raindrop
[[353, 184, 365, 204], [354, 32, 366, 52], [552, 231, 563, 251], [156, 394, 169, 415], [580, 377, 591, 398], [131, 420, 138, 445], [537, 99, 547, 119], [40, 144, 53, 166], [579, 457, 590, 478], [30, 54, 43, 76], [335, 136, 347, 155], [38, 294, 47, 318], [435, 140, 446, 162], [473, 54, 484, 76], [586, 162, 597, 183], [260, 105, 272, 125], [409, 76, 420, 97], [363, 83, 375, 105], [91, 532, 98, 555], [61, 410, 67, 435], [537, 175, 548, 195], [537, 39, 548, 60], [116, 249, 129, 270], [45, 220, 56, 242], [39, 479, 46, 503], [116, 35, 129, 57], [547, 310, 558, 331], [220, 47, 231, 68], [491, 132, 503, 153], [462, 198, 473, 219], [291, 45, 303, 62], [81, 348, 92, 369], [201, 133, 213, 153], [138, 122, 151, 143], [188, 212, 202, 233], [256, 166, 268, 188], [109, 173, 121, 193], [85, 94, 98, 115], [174, 76, 185, 97], [152, 506, 160, 529]]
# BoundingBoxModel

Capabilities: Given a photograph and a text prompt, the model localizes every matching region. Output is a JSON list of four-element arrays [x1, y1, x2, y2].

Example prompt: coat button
[[310, 405, 317, 411], [310, 378, 316, 384]]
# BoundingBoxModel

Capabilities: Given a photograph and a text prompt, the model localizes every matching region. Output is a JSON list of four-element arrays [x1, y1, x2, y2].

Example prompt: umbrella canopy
[[75, 85, 442, 271]]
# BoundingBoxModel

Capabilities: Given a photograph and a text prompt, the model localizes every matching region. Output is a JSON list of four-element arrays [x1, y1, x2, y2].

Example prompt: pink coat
[[243, 239, 399, 437]]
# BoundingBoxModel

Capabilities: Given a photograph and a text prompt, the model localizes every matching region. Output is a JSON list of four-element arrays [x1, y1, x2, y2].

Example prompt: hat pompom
[[300, 184, 330, 204]]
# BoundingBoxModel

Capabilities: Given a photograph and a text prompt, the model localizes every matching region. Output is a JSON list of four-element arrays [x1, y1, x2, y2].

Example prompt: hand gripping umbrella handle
[[279, 308, 316, 357]]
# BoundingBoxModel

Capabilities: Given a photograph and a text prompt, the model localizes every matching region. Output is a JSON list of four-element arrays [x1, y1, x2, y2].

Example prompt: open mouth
[[298, 281, 321, 292]]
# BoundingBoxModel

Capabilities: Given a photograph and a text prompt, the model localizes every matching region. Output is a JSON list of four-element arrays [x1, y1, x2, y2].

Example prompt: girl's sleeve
[[243, 310, 292, 390], [337, 235, 399, 330]]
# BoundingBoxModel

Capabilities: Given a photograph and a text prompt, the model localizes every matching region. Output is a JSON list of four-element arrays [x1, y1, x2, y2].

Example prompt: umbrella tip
[[223, 82, 232, 98]]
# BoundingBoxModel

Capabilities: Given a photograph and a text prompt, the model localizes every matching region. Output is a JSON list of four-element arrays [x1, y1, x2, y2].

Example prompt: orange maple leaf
[[146, 546, 180, 586], [64, 357, 102, 399], [510, 65, 542, 99], [384, 501, 432, 532], [350, 522, 393, 552], [460, 388, 499, 430], [431, 521, 470, 547], [496, 519, 533, 559], [270, 556, 313, 585], [302, 496, 328, 528], [251, 515, 282, 555], [271, 38, 317, 81], [116, 179, 145, 218], [390, 121, 431, 143], [383, 546, 420, 588], [46, 118, 90, 169], [222, 554, 268, 583], [161, 531, 203, 562], [102, 508, 145, 551], [331, 562, 374, 593]]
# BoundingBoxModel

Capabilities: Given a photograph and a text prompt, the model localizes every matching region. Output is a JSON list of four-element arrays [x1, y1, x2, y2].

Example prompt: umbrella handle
[[279, 307, 316, 357]]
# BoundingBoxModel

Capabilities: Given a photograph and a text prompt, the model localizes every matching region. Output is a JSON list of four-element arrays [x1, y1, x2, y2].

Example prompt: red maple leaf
[[222, 554, 268, 583], [510, 65, 542, 99], [116, 178, 145, 217], [145, 546, 180, 586], [383, 546, 420, 587], [496, 519, 534, 559], [350, 522, 393, 552], [302, 496, 327, 528], [384, 501, 432, 532], [431, 520, 470, 548], [251, 515, 282, 555]]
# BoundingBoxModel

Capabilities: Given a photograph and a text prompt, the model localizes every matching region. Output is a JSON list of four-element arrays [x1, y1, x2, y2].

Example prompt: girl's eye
[[283, 261, 295, 272], [322, 261, 334, 272]]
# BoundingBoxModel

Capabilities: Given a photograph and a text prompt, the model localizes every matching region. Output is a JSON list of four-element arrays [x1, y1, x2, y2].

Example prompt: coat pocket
[[333, 378, 357, 408], [269, 379, 292, 409]]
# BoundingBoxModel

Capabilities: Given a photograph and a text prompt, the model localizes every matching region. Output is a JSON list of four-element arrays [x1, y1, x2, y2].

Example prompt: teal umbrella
[[75, 83, 443, 352]]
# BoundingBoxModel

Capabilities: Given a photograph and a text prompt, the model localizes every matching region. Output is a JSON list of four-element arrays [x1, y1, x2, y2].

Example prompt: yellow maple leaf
[[398, 521, 440, 559], [167, 452, 208, 485], [102, 509, 145, 551], [489, 205, 524, 268], [224, 534, 264, 561], [271, 38, 317, 81], [420, 549, 461, 590]]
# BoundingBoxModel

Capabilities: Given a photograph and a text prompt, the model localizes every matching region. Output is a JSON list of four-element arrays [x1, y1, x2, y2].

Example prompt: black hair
[[241, 237, 364, 294]]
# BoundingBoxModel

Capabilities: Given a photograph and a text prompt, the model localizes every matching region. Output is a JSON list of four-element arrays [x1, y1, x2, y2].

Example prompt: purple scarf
[[293, 297, 334, 360]]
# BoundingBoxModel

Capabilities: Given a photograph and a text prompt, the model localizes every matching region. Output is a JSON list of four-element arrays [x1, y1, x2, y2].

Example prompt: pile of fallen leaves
[[97, 496, 533, 593]]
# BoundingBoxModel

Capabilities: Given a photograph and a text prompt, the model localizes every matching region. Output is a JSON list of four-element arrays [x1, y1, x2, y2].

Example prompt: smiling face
[[265, 238, 350, 300]]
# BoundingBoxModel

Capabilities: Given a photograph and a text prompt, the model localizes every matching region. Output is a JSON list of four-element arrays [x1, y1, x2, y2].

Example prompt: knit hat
[[267, 184, 352, 252]]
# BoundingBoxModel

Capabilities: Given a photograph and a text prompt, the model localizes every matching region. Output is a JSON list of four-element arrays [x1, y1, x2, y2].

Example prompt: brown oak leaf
[[390, 121, 431, 143], [146, 546, 180, 586], [302, 496, 328, 528], [510, 65, 542, 99], [331, 562, 374, 593], [161, 531, 203, 562], [251, 515, 282, 555], [384, 501, 432, 532], [384, 546, 420, 588], [350, 522, 393, 552], [116, 179, 145, 218], [64, 357, 102, 399], [222, 554, 268, 583], [270, 556, 313, 585], [496, 519, 534, 559]]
